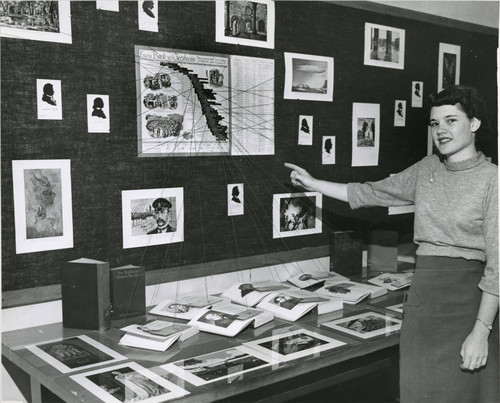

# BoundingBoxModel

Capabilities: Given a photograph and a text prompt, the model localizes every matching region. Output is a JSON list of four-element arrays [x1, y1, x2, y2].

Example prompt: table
[[2, 292, 404, 402]]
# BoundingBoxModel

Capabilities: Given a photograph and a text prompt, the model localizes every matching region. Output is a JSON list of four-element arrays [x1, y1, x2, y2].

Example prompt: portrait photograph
[[25, 335, 127, 374], [351, 103, 380, 167], [70, 362, 189, 403], [121, 187, 184, 249], [12, 159, 73, 254], [243, 328, 346, 362], [284, 52, 334, 102], [272, 192, 322, 239], [161, 346, 272, 386], [322, 311, 402, 339], [438, 42, 461, 92], [37, 79, 63, 120], [87, 94, 110, 133], [364, 22, 405, 69], [216, 0, 275, 49], [0, 1, 72, 43]]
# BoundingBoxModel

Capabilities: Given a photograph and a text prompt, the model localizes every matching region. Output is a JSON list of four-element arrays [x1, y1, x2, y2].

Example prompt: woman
[[285, 85, 498, 402]]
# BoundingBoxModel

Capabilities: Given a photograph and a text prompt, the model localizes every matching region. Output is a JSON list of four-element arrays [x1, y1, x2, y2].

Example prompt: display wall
[[1, 1, 497, 296]]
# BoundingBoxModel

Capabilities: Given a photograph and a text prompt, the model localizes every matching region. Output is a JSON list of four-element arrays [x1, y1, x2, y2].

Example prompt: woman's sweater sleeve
[[347, 162, 420, 209]]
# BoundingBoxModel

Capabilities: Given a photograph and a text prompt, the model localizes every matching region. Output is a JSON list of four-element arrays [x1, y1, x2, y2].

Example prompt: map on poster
[[135, 46, 274, 157]]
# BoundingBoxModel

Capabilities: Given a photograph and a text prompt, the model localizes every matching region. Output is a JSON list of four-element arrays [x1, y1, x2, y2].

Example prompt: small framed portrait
[[162, 346, 272, 386], [411, 81, 423, 108], [298, 115, 313, 145], [0, 1, 72, 44], [87, 94, 110, 133], [352, 103, 380, 167], [25, 335, 126, 374], [284, 52, 334, 102], [364, 23, 405, 70], [121, 187, 184, 249], [138, 0, 158, 32], [394, 100, 406, 127], [243, 328, 346, 362], [216, 0, 275, 49], [70, 362, 189, 402], [322, 136, 336, 165], [322, 311, 402, 339], [37, 79, 63, 120], [228, 183, 244, 216], [272, 192, 322, 239], [12, 159, 73, 254], [438, 43, 461, 92]]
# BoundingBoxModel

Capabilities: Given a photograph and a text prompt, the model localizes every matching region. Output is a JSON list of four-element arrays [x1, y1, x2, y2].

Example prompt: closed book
[[61, 258, 111, 330], [330, 231, 363, 276], [110, 264, 146, 321], [119, 333, 180, 352]]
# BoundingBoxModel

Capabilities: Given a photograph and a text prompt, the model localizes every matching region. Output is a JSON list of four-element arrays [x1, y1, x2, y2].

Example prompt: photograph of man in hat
[[147, 197, 175, 234]]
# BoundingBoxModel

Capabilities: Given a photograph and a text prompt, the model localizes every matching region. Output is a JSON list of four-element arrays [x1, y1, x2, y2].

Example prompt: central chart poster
[[135, 46, 274, 157]]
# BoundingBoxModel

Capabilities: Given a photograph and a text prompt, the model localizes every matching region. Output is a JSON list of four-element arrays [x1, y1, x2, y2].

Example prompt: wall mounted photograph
[[121, 187, 184, 249], [70, 362, 189, 402], [283, 52, 334, 102], [12, 159, 73, 254], [351, 103, 380, 166], [438, 42, 461, 92], [364, 22, 405, 69], [0, 1, 72, 43], [273, 192, 322, 239], [216, 0, 275, 49], [135, 46, 274, 157]]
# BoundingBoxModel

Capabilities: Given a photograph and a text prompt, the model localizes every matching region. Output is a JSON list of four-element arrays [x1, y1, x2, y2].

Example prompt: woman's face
[[429, 103, 480, 162]]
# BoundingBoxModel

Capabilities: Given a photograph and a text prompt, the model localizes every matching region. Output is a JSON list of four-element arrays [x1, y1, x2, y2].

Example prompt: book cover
[[286, 272, 327, 289], [256, 291, 319, 322], [61, 258, 111, 330], [211, 299, 274, 328], [330, 230, 363, 276], [221, 282, 274, 307], [368, 272, 414, 291], [110, 264, 145, 321], [187, 307, 258, 337], [318, 280, 387, 304], [149, 296, 221, 320]]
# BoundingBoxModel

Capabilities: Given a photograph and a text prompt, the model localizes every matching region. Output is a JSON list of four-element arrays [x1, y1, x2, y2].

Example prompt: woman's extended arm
[[284, 163, 348, 202]]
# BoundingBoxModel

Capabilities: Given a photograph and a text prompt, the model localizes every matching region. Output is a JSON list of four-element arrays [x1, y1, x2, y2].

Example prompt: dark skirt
[[400, 256, 499, 403]]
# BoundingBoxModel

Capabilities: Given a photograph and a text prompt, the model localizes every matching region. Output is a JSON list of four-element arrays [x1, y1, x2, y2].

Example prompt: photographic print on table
[[364, 23, 405, 69], [322, 311, 402, 339], [121, 187, 184, 249], [71, 362, 189, 402], [272, 192, 322, 239], [438, 43, 461, 92], [243, 328, 346, 363], [284, 52, 334, 102], [161, 345, 273, 386], [37, 79, 62, 120], [0, 1, 72, 43], [12, 159, 73, 254], [351, 103, 380, 167], [25, 335, 127, 374], [87, 94, 110, 133], [216, 0, 275, 49]]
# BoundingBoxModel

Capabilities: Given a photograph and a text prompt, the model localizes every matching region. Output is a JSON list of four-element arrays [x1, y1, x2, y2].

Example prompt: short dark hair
[[428, 85, 488, 123]]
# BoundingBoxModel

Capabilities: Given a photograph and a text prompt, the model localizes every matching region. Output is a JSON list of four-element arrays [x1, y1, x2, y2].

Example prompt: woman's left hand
[[460, 327, 489, 371]]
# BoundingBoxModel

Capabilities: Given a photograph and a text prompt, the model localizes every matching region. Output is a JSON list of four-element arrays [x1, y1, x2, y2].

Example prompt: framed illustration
[[243, 328, 346, 362], [216, 0, 275, 49], [364, 23, 405, 70], [298, 115, 313, 145], [138, 0, 158, 32], [70, 362, 189, 402], [322, 311, 402, 339], [228, 183, 244, 216], [411, 81, 423, 108], [161, 345, 272, 386], [0, 1, 72, 43], [438, 43, 461, 92], [37, 79, 63, 120], [322, 136, 336, 165], [272, 192, 322, 239], [394, 100, 406, 127], [12, 159, 73, 254], [87, 94, 110, 133], [351, 103, 380, 167], [284, 52, 334, 102], [121, 187, 184, 249], [25, 335, 127, 374]]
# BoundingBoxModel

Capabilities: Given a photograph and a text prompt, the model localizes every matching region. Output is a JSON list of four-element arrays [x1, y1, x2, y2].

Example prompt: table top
[[3, 291, 404, 403]]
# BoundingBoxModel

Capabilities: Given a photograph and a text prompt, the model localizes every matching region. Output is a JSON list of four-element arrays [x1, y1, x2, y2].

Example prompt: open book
[[149, 296, 222, 320], [368, 272, 414, 291], [188, 302, 274, 337], [220, 282, 277, 307], [317, 280, 387, 304], [119, 320, 199, 351], [287, 270, 349, 289]]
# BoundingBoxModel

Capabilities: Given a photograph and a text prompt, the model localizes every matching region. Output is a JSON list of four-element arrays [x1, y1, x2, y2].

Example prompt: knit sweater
[[347, 152, 498, 296]]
